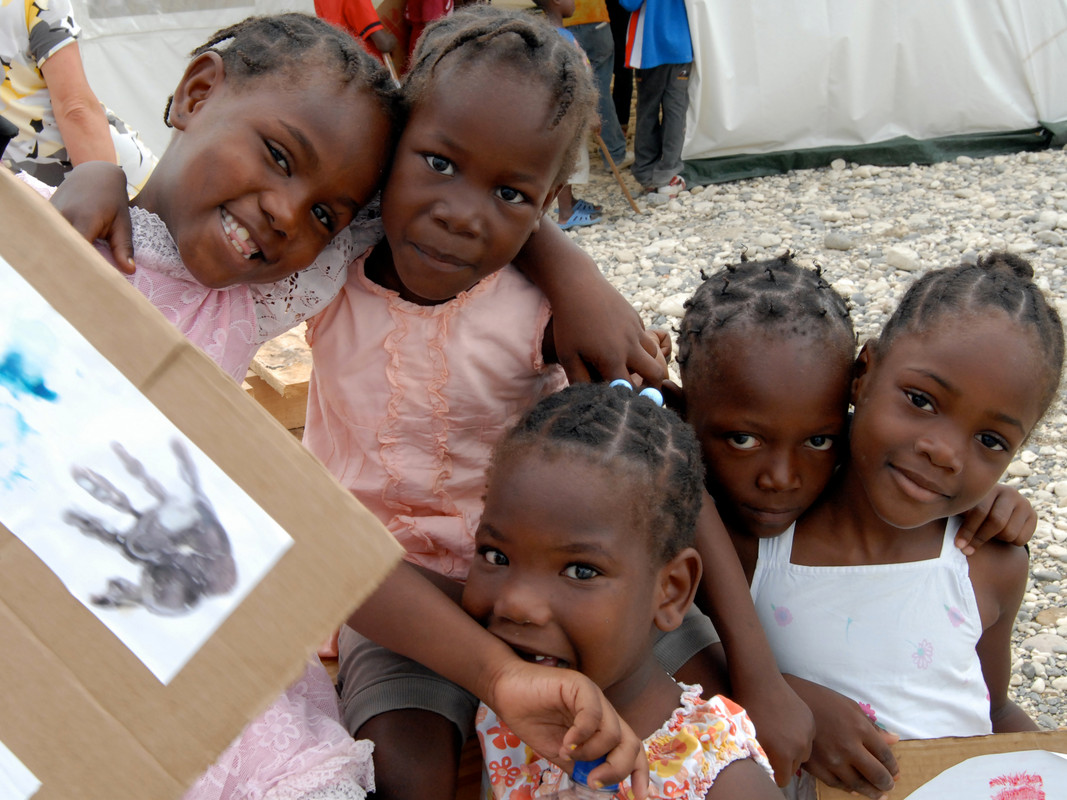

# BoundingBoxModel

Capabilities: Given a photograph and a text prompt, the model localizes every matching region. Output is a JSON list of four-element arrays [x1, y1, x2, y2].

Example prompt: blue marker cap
[[571, 757, 620, 792]]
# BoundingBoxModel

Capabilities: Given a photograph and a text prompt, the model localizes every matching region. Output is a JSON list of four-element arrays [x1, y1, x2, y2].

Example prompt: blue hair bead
[[608, 379, 633, 391], [639, 386, 664, 407]]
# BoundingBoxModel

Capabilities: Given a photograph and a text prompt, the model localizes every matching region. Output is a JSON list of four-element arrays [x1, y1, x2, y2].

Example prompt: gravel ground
[[567, 145, 1067, 730]]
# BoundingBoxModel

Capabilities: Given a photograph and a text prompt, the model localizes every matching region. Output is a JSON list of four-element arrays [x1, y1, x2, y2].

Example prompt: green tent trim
[[681, 125, 1062, 186]]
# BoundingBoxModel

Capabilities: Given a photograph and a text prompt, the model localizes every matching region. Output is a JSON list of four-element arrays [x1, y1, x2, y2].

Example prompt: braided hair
[[492, 383, 704, 563], [164, 13, 399, 128], [677, 252, 855, 378], [400, 6, 596, 183], [877, 251, 1065, 411]]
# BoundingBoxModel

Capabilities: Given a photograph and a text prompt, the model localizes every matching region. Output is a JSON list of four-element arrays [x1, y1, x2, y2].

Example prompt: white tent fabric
[[72, 0, 316, 156], [71, 1, 1067, 162], [683, 0, 1067, 161]]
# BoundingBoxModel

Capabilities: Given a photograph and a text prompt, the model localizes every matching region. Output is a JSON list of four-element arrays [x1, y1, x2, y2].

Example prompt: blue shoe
[[559, 205, 601, 231], [573, 198, 602, 216]]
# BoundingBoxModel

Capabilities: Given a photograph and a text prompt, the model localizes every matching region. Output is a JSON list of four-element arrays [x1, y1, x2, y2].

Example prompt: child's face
[[463, 450, 664, 700], [377, 62, 568, 305], [684, 329, 852, 538], [155, 57, 391, 289], [849, 312, 1046, 530]]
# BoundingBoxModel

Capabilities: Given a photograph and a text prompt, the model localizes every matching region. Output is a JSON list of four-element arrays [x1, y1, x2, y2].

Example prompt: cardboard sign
[[0, 168, 402, 798], [817, 729, 1067, 799]]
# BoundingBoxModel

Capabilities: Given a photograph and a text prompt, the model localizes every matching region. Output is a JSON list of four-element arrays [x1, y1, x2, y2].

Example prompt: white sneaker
[[656, 175, 686, 197], [617, 150, 635, 169]]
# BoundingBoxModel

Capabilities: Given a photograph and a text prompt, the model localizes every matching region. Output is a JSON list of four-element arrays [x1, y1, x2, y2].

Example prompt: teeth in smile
[[220, 208, 260, 259]]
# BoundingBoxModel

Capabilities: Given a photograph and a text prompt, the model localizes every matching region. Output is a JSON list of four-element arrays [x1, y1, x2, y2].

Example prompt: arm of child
[[692, 496, 816, 786], [705, 758, 786, 800], [347, 560, 650, 798], [971, 541, 1039, 733], [783, 675, 900, 799], [513, 222, 663, 386], [955, 483, 1037, 555], [49, 161, 135, 272]]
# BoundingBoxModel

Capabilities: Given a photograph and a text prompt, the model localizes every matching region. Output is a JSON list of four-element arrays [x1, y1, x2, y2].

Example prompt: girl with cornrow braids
[[23, 13, 653, 799], [670, 253, 1044, 799], [697, 253, 1061, 800], [464, 382, 781, 799]]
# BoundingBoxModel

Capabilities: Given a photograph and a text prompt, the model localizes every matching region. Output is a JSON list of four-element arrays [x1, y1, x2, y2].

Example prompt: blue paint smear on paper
[[0, 346, 58, 488]]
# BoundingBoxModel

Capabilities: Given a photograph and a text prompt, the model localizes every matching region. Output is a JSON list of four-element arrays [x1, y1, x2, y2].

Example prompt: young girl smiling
[[464, 382, 780, 799]]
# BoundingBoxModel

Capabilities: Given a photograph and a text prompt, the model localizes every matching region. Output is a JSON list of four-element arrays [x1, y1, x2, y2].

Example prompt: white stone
[[1033, 677, 1047, 693], [831, 158, 847, 171], [657, 293, 689, 318], [1008, 461, 1033, 478], [886, 246, 921, 272], [1022, 450, 1039, 464]]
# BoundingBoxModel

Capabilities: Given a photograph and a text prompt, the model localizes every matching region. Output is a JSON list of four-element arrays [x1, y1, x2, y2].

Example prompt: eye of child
[[905, 390, 934, 412], [267, 141, 290, 175], [312, 205, 335, 231], [727, 433, 758, 450], [563, 563, 600, 580], [423, 154, 454, 175], [806, 435, 834, 451], [976, 432, 1009, 452], [481, 547, 508, 566], [494, 186, 527, 205]]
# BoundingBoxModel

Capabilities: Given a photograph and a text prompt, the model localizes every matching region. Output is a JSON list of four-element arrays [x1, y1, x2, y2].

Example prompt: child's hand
[[955, 483, 1036, 555], [735, 675, 814, 786], [51, 161, 135, 273], [786, 676, 899, 800], [553, 269, 665, 386], [630, 330, 671, 388], [485, 659, 650, 798]]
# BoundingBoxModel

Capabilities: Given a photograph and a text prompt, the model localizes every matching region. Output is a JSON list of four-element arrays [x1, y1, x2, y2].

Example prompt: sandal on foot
[[559, 205, 601, 230], [573, 198, 603, 216]]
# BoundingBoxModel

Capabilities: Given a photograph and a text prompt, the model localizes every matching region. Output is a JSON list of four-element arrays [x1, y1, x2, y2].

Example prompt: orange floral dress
[[476, 684, 772, 799]]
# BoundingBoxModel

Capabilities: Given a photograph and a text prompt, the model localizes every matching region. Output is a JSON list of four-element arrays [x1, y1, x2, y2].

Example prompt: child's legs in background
[[337, 625, 478, 800], [631, 64, 671, 189], [606, 0, 633, 132], [654, 62, 692, 185], [569, 20, 627, 164]]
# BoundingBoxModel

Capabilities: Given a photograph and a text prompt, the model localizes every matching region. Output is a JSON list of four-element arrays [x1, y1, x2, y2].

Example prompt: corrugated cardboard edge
[[817, 729, 1067, 799], [0, 168, 403, 798]]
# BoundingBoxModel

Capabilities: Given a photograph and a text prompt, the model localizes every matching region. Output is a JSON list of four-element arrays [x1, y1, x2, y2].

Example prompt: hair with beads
[[677, 252, 855, 376], [877, 251, 1065, 411], [400, 6, 596, 183], [492, 383, 704, 562], [163, 13, 399, 128]]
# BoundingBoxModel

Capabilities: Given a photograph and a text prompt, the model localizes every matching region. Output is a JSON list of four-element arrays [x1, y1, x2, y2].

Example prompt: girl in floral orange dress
[[463, 382, 780, 799]]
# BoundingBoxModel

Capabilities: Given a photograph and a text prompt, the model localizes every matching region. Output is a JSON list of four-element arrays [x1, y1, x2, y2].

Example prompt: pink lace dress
[[186, 659, 374, 800]]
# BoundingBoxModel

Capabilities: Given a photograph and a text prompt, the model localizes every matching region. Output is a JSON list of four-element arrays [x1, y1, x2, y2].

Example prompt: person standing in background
[[563, 0, 630, 168], [1, 0, 154, 194], [619, 0, 692, 197], [606, 0, 633, 137], [315, 0, 401, 62]]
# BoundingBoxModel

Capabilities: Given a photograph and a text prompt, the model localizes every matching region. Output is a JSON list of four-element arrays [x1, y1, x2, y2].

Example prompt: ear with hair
[[533, 183, 565, 232], [169, 51, 226, 130], [851, 341, 875, 406], [661, 379, 687, 418], [653, 547, 701, 633]]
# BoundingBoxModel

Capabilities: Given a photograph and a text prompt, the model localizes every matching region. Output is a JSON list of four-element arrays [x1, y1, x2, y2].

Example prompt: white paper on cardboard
[[906, 750, 1067, 799], [0, 259, 293, 684], [0, 737, 40, 799]]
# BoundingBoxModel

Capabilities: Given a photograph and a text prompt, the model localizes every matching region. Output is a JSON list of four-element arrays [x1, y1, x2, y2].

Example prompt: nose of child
[[261, 185, 306, 241], [756, 451, 802, 492], [916, 427, 964, 474], [432, 186, 484, 238], [495, 578, 548, 628]]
